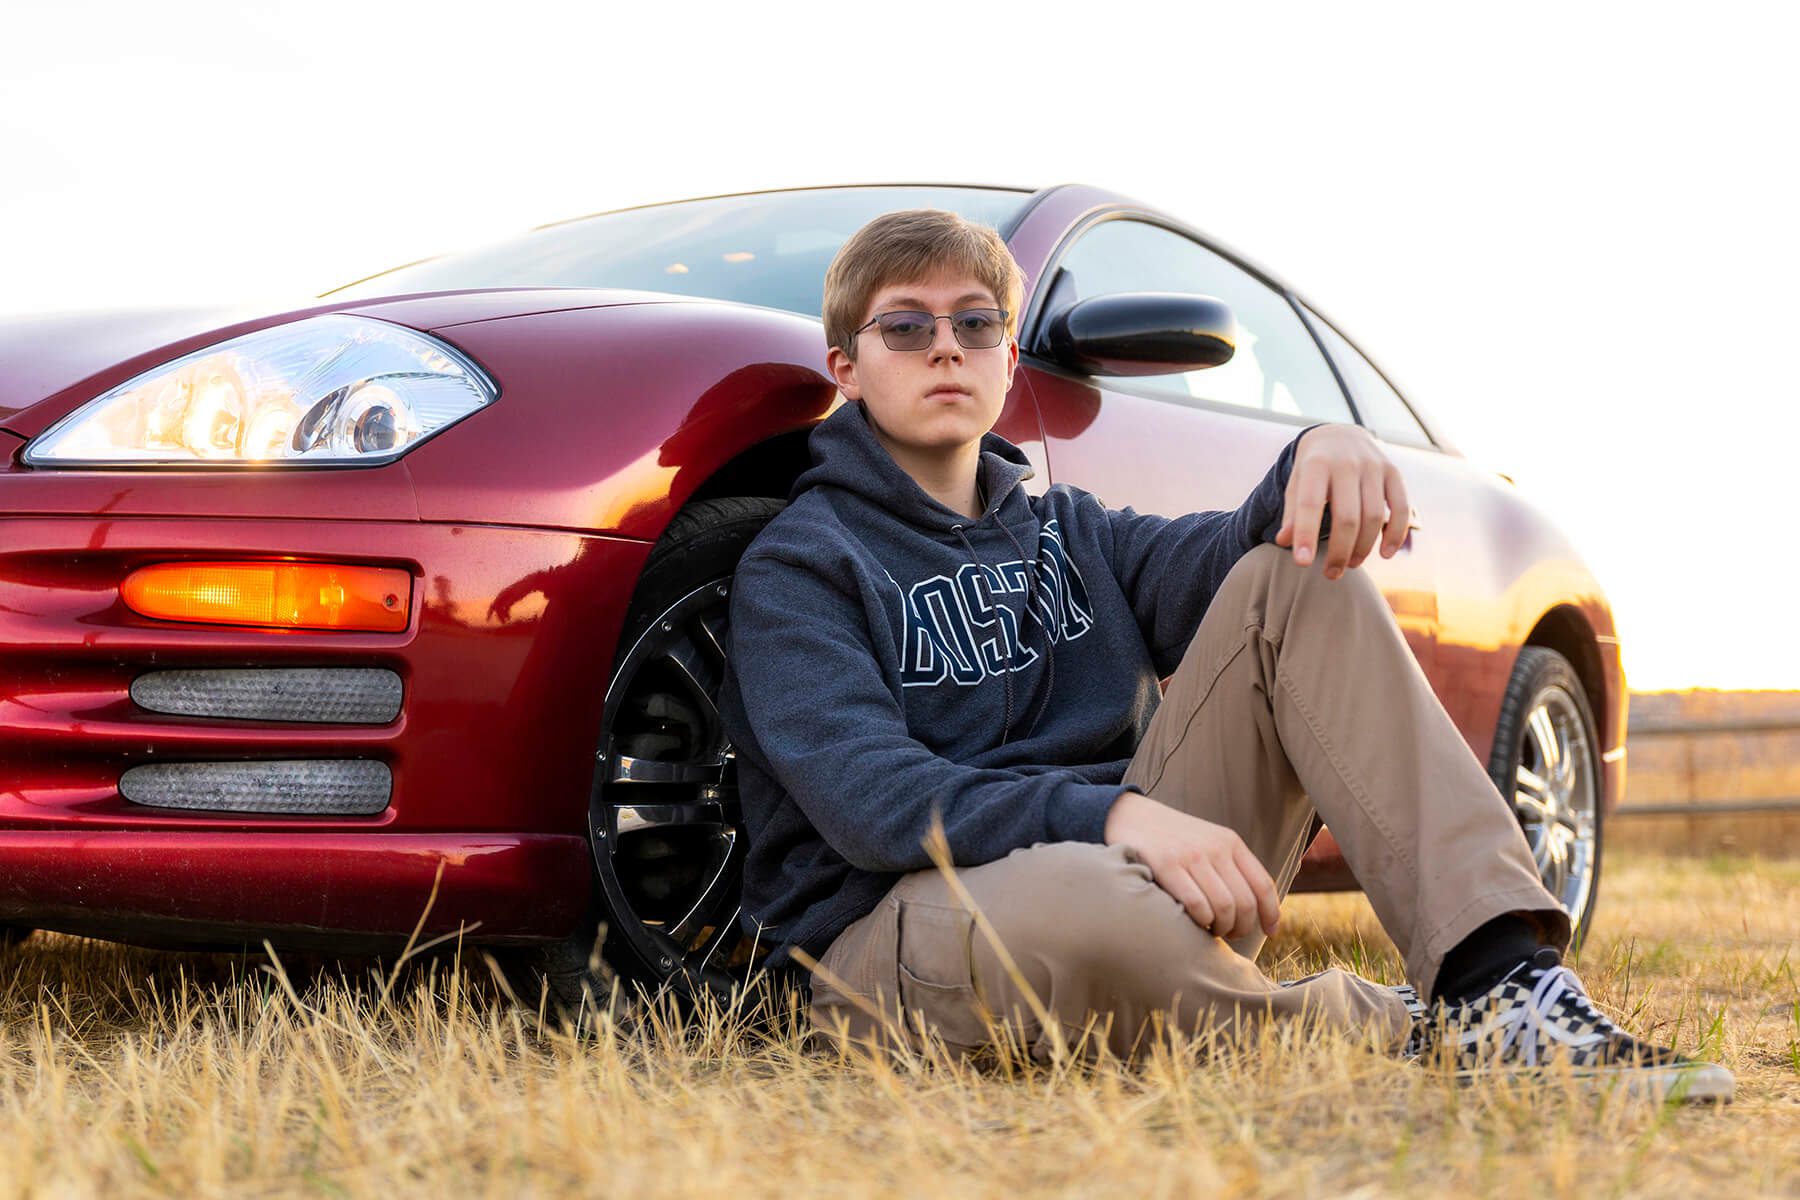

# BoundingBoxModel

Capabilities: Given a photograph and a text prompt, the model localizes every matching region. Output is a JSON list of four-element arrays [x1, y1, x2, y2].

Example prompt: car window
[[1043, 219, 1352, 423], [326, 187, 1028, 320], [1299, 303, 1434, 448]]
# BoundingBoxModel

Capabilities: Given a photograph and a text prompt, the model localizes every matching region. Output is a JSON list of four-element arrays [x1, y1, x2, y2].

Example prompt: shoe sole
[[1447, 1060, 1735, 1105]]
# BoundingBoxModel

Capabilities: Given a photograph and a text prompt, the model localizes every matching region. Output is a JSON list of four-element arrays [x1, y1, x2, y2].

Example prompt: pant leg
[[1121, 542, 1570, 996], [806, 840, 1411, 1063]]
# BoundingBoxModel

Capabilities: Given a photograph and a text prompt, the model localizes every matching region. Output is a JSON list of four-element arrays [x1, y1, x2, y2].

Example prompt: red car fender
[[405, 301, 842, 538]]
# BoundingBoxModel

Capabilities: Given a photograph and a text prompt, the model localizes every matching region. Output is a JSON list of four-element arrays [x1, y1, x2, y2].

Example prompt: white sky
[[2, 0, 1794, 690]]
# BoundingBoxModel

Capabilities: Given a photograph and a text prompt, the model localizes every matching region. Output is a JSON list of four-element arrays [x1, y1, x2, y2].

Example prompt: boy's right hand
[[1103, 790, 1281, 941]]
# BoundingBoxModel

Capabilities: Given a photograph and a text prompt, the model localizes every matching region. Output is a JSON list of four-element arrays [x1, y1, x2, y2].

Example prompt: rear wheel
[[503, 496, 783, 1021], [1486, 646, 1603, 949]]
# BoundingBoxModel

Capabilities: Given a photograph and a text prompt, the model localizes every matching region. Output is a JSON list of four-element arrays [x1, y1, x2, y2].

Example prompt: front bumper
[[0, 448, 650, 945], [0, 831, 590, 950]]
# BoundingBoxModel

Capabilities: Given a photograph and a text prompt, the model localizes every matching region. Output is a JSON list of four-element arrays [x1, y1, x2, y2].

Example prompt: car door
[[1017, 215, 1440, 675]]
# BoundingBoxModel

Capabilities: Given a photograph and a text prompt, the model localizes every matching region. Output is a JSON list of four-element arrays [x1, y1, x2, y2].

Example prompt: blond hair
[[821, 209, 1024, 360]]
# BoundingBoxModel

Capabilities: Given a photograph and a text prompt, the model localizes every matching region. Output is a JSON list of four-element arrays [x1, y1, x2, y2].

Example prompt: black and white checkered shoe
[[1391, 983, 1429, 1059], [1420, 947, 1734, 1103]]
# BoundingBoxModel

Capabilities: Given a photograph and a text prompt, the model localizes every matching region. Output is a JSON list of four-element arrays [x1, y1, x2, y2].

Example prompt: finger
[[1350, 470, 1384, 568], [1222, 867, 1259, 942], [1163, 868, 1214, 932], [1233, 842, 1282, 936], [1288, 467, 1328, 567], [1323, 468, 1360, 578], [1191, 862, 1238, 940], [1274, 472, 1297, 547], [1381, 466, 1411, 557]]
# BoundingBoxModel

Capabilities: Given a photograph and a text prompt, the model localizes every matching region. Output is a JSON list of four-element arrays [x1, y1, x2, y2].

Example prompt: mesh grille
[[119, 760, 392, 815], [130, 669, 403, 724]]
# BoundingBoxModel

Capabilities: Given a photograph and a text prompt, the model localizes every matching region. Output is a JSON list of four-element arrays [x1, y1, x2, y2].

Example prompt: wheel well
[[1523, 606, 1608, 736], [686, 429, 813, 505]]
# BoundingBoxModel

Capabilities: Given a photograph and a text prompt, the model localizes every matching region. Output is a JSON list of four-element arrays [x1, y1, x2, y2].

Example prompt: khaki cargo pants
[[805, 543, 1570, 1062]]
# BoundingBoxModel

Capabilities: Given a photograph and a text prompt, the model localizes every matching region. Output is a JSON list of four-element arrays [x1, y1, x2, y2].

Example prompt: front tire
[[1486, 646, 1604, 949], [503, 496, 784, 1022]]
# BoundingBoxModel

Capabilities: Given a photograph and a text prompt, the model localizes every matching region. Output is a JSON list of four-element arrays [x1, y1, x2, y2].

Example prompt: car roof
[[528, 182, 1042, 234]]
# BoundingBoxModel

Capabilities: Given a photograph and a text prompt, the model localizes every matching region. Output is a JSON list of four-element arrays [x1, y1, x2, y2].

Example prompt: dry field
[[0, 850, 1794, 1199]]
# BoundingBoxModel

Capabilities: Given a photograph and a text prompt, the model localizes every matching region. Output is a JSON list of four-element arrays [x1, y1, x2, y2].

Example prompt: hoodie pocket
[[895, 898, 992, 1051]]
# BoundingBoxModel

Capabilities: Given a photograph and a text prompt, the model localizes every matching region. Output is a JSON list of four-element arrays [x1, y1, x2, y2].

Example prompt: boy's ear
[[826, 344, 861, 400]]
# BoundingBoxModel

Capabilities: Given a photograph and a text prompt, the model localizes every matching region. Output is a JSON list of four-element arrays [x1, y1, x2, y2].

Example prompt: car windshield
[[326, 186, 1031, 320]]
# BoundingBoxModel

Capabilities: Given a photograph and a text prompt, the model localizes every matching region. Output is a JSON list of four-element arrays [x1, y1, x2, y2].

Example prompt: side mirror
[[1042, 292, 1236, 377]]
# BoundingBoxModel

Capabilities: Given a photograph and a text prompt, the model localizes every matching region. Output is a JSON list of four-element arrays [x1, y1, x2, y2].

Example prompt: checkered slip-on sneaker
[[1422, 946, 1734, 1104], [1391, 984, 1428, 1060]]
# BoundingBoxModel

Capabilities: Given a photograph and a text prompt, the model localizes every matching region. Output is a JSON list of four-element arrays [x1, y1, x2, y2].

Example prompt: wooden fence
[[1618, 717, 1800, 817]]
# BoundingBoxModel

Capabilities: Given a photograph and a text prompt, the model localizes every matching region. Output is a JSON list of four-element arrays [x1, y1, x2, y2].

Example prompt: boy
[[716, 209, 1730, 1101]]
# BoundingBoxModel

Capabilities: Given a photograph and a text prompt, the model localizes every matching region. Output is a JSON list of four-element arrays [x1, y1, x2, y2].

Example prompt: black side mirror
[[1042, 292, 1236, 377]]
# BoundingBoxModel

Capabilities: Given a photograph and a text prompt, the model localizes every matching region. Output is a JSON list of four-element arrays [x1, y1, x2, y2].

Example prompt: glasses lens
[[876, 311, 935, 351], [949, 308, 1006, 349]]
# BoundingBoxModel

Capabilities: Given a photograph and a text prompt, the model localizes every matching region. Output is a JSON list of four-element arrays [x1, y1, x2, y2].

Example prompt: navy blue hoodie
[[718, 401, 1313, 968]]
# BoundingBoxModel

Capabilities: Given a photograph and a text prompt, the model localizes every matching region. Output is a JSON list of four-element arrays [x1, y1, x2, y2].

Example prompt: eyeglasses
[[853, 308, 1010, 352]]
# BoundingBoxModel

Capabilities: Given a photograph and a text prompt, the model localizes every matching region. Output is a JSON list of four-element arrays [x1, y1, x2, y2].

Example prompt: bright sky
[[2, 1, 1794, 691]]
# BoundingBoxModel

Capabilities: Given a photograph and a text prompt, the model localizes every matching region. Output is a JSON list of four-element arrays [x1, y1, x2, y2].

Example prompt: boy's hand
[[1274, 424, 1411, 580], [1103, 790, 1280, 941]]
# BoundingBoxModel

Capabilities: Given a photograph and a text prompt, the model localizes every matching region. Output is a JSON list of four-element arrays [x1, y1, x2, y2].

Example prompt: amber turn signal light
[[122, 561, 411, 632]]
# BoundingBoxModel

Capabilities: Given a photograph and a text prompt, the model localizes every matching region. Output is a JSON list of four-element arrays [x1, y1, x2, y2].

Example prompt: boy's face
[[826, 272, 1019, 464]]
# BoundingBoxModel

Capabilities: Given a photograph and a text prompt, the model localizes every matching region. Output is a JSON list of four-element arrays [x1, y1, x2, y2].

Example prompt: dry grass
[[1, 852, 1795, 1198]]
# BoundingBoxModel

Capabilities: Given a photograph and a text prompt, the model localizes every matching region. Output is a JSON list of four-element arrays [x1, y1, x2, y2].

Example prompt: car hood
[[0, 305, 257, 430], [0, 288, 682, 438]]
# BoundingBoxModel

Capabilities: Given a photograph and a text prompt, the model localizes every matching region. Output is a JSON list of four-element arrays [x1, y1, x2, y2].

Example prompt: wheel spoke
[[612, 801, 727, 835], [693, 904, 744, 971], [609, 753, 728, 785], [695, 610, 729, 670], [1552, 733, 1576, 789], [668, 829, 741, 944], [659, 634, 720, 722], [1513, 766, 1556, 826], [1528, 705, 1561, 777], [1529, 824, 1552, 873], [1542, 823, 1570, 899]]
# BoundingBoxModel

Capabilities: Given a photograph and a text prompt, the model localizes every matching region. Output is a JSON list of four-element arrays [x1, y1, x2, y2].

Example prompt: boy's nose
[[927, 318, 964, 362]]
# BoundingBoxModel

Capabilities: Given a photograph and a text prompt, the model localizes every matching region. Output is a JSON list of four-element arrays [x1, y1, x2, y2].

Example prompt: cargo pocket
[[806, 894, 904, 1053], [895, 898, 992, 1052]]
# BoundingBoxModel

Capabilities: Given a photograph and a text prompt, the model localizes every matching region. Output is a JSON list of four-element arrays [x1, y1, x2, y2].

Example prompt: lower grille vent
[[120, 760, 392, 815], [130, 668, 402, 724]]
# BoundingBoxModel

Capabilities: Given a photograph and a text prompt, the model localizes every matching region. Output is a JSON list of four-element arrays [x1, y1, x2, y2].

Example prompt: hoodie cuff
[[1276, 423, 1328, 490], [1049, 782, 1142, 845]]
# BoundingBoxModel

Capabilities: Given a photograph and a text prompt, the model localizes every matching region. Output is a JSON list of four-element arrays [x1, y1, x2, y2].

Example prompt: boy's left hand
[[1274, 424, 1411, 580]]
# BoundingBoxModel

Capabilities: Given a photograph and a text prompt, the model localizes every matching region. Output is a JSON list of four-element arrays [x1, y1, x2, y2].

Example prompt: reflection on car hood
[[0, 306, 254, 428], [0, 289, 700, 436]]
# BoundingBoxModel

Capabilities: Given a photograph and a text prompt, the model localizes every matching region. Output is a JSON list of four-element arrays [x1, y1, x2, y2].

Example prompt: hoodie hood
[[789, 401, 1036, 532]]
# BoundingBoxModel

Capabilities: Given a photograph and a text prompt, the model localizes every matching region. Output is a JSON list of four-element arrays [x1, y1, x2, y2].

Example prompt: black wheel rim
[[589, 576, 751, 997]]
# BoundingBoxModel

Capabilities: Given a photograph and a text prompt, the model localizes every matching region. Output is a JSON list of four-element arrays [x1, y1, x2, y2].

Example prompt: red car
[[0, 184, 1622, 1008]]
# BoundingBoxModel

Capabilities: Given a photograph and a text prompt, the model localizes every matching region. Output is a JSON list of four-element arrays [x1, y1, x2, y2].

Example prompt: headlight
[[24, 315, 497, 467]]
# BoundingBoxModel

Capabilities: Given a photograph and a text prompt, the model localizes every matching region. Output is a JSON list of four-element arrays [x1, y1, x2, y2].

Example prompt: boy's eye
[[882, 314, 930, 336], [953, 311, 998, 333]]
